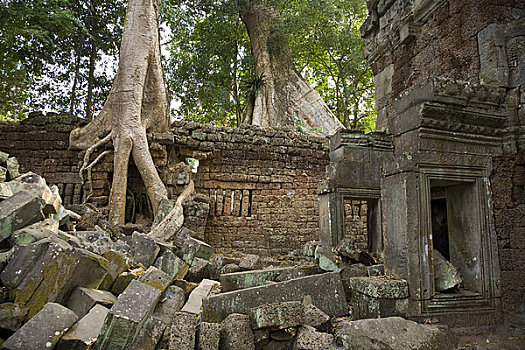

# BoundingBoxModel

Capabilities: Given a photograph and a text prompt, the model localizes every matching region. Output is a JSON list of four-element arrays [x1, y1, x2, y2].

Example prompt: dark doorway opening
[[431, 198, 450, 261]]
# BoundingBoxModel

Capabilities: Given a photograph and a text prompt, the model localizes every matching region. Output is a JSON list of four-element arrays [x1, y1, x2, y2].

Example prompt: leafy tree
[[163, 0, 375, 131], [0, 0, 125, 120], [284, 0, 375, 131]]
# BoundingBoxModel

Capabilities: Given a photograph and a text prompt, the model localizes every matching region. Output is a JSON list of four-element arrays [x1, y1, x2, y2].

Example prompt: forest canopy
[[0, 0, 375, 132]]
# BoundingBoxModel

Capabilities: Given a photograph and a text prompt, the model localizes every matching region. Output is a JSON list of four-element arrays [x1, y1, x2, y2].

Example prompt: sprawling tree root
[[239, 0, 344, 136], [69, 0, 171, 225], [149, 178, 195, 242]]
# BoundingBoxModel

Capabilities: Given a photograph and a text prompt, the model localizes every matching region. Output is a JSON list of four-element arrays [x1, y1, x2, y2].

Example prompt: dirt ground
[[457, 324, 525, 350]]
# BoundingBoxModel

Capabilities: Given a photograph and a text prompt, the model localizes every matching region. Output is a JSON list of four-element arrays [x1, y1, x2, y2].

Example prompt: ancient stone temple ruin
[[0, 0, 523, 348], [320, 0, 524, 326]]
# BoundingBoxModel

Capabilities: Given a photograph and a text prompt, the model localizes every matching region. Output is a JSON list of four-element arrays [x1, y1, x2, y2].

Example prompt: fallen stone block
[[5, 157, 20, 180], [99, 250, 129, 290], [367, 264, 385, 277], [203, 273, 348, 323], [250, 301, 304, 330], [75, 229, 114, 255], [111, 266, 145, 295], [196, 322, 220, 350], [0, 302, 28, 331], [174, 279, 200, 297], [56, 304, 110, 350], [239, 254, 262, 270], [9, 227, 55, 246], [221, 263, 241, 274], [293, 325, 333, 350], [433, 249, 462, 291], [94, 280, 162, 349], [187, 257, 211, 282], [131, 231, 159, 267], [66, 287, 116, 319], [175, 228, 213, 264], [0, 182, 12, 200], [182, 279, 220, 315], [220, 313, 255, 350], [138, 266, 172, 292], [154, 249, 188, 280], [130, 316, 166, 350], [153, 198, 175, 227], [348, 276, 409, 319], [0, 151, 8, 164], [154, 285, 186, 324], [334, 317, 458, 350], [167, 312, 197, 350], [303, 304, 330, 328], [2, 302, 78, 350], [0, 191, 45, 241], [335, 238, 376, 265], [220, 266, 319, 292], [1, 237, 109, 319], [0, 167, 7, 183], [315, 246, 341, 272]]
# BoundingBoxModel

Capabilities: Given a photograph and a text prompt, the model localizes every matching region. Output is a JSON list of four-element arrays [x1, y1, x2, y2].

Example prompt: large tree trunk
[[69, 0, 170, 225], [239, 0, 343, 136]]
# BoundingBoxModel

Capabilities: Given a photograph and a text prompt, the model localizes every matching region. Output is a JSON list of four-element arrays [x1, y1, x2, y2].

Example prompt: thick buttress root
[[69, 0, 171, 225]]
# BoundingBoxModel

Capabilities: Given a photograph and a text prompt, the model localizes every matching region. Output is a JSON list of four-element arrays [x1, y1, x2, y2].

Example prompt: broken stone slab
[[0, 167, 6, 183], [175, 228, 213, 264], [196, 322, 220, 350], [367, 264, 385, 277], [167, 312, 197, 350], [0, 302, 28, 331], [154, 249, 188, 280], [0, 237, 108, 318], [110, 266, 145, 295], [5, 157, 20, 180], [348, 276, 409, 319], [94, 280, 162, 349], [0, 151, 9, 164], [220, 265, 319, 292], [293, 325, 334, 350], [315, 246, 341, 272], [221, 263, 241, 274], [334, 317, 459, 350], [0, 191, 45, 241], [2, 302, 78, 350], [303, 304, 330, 329], [130, 316, 166, 350], [335, 238, 376, 265], [75, 229, 115, 255], [153, 198, 175, 227], [138, 266, 172, 292], [203, 272, 348, 323], [66, 287, 116, 319], [9, 227, 55, 246], [239, 254, 262, 270], [131, 231, 160, 267], [154, 285, 186, 324], [186, 257, 211, 282], [181, 279, 220, 315], [250, 301, 304, 330], [0, 182, 12, 200], [99, 250, 129, 291], [348, 276, 409, 299], [433, 249, 462, 292], [220, 313, 255, 350], [1, 237, 109, 319], [56, 304, 110, 350], [0, 248, 14, 273]]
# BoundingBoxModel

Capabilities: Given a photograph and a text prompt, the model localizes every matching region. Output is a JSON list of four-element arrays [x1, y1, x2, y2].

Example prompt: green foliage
[[163, 0, 251, 127], [163, 0, 375, 131], [283, 0, 376, 130], [0, 0, 125, 119]]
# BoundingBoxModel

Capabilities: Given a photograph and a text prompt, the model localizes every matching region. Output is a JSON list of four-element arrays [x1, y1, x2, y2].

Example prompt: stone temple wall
[[362, 0, 525, 131], [360, 0, 525, 323], [0, 115, 329, 256]]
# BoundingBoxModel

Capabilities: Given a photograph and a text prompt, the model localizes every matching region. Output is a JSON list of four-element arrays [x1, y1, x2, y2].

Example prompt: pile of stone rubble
[[0, 151, 459, 349]]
